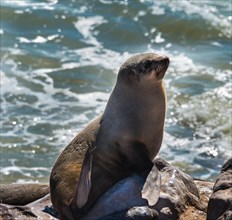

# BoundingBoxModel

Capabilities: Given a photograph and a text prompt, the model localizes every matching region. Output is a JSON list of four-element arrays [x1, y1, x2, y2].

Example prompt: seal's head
[[118, 53, 169, 86]]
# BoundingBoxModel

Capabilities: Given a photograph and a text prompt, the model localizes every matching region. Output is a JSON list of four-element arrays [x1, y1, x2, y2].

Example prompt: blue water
[[1, 0, 231, 184]]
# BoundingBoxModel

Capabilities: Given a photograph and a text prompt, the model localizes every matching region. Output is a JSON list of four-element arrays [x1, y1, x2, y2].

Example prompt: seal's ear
[[141, 164, 161, 206], [74, 149, 93, 208]]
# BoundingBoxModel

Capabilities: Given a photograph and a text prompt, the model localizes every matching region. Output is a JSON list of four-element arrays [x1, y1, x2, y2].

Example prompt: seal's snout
[[154, 56, 169, 69], [146, 56, 169, 81], [143, 56, 169, 71]]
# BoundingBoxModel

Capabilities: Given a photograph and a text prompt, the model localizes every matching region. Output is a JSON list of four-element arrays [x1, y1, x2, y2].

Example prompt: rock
[[0, 183, 49, 206], [82, 157, 208, 219], [207, 158, 232, 220], [27, 194, 59, 219], [0, 203, 38, 220], [98, 206, 158, 220], [0, 157, 225, 220], [180, 180, 214, 220], [153, 158, 204, 218], [0, 194, 58, 220]]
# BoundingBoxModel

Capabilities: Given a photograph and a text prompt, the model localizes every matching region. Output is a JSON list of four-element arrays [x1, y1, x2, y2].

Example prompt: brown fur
[[50, 116, 101, 219]]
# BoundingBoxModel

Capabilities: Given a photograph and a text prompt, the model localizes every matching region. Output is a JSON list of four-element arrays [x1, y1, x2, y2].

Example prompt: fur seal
[[50, 53, 169, 219]]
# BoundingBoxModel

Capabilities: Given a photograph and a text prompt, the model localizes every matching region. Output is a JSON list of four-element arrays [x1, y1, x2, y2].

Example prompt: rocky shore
[[0, 157, 231, 220]]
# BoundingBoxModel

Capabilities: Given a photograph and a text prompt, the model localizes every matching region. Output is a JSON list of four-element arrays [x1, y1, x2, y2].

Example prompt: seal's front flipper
[[141, 164, 161, 206], [74, 149, 93, 208]]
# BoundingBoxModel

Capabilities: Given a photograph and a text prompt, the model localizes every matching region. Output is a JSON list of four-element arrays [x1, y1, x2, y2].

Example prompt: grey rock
[[0, 194, 58, 220], [207, 158, 232, 220]]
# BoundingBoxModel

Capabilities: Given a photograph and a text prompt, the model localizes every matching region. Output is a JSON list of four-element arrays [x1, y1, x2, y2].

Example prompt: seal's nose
[[159, 56, 169, 66]]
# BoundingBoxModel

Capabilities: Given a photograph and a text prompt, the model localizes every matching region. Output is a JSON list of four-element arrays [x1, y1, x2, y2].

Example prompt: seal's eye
[[144, 61, 152, 70]]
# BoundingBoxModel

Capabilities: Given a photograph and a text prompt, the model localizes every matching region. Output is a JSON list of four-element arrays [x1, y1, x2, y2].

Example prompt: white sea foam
[[150, 4, 165, 15], [17, 35, 59, 44], [154, 32, 165, 43], [74, 16, 107, 46], [1, 166, 49, 176], [2, 0, 58, 10], [152, 0, 231, 38], [64, 47, 131, 72]]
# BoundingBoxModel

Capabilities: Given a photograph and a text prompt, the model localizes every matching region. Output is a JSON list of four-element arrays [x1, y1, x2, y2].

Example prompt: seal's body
[[50, 53, 169, 219]]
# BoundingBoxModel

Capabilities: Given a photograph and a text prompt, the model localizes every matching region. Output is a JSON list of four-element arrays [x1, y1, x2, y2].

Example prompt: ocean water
[[1, 0, 231, 184]]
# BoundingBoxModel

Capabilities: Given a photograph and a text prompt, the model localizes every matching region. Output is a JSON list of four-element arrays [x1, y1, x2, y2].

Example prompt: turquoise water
[[1, 0, 231, 184]]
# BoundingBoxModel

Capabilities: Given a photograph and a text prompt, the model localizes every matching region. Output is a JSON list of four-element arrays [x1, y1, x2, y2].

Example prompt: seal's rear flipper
[[141, 164, 161, 206], [73, 150, 93, 209]]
